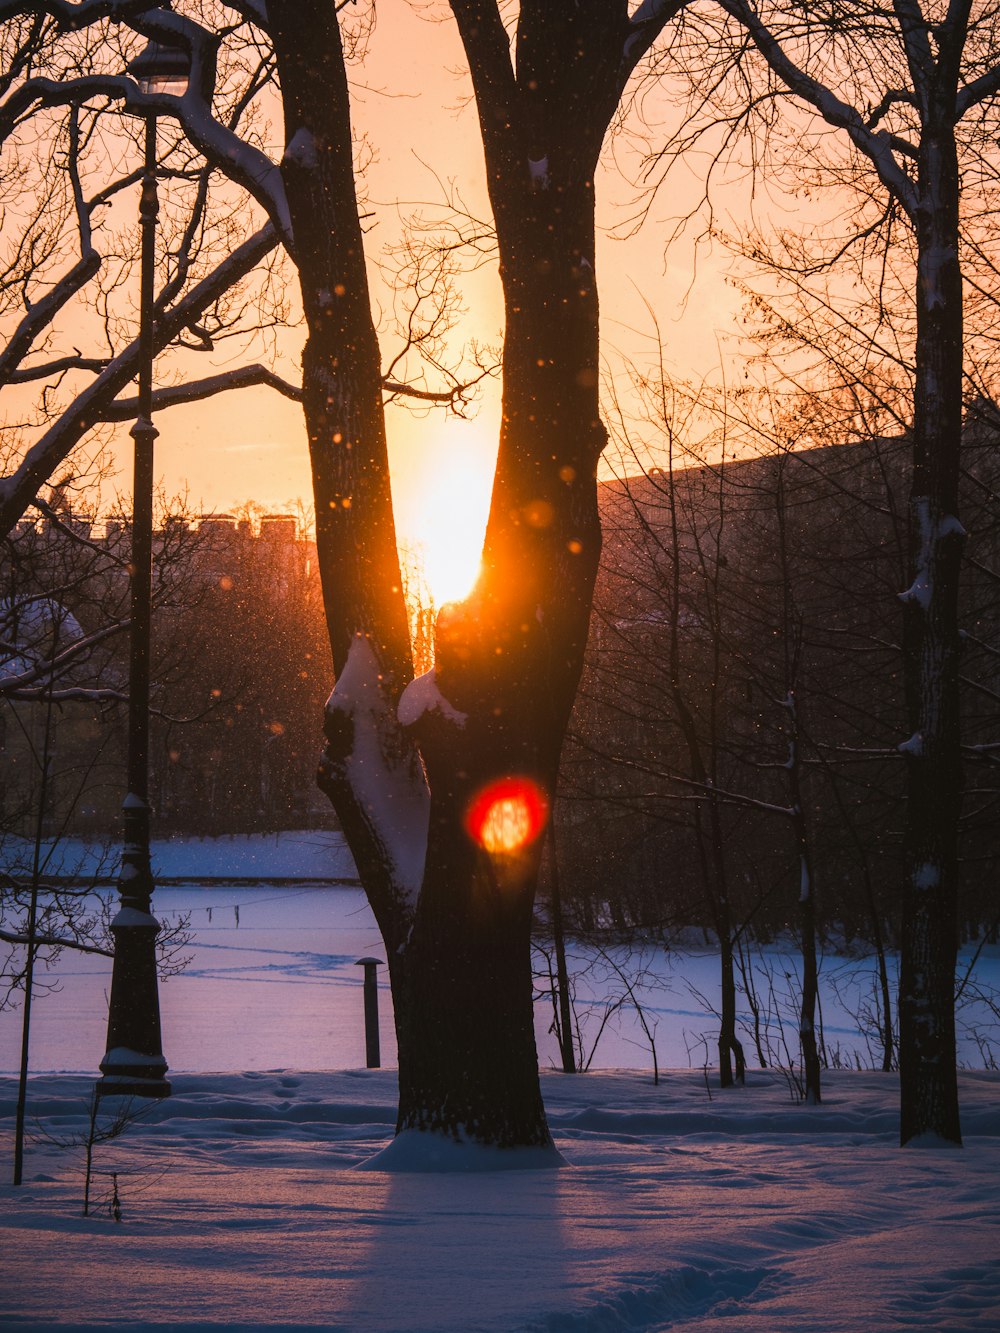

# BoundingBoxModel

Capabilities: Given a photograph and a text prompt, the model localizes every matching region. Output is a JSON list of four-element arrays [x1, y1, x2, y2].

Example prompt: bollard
[[355, 957, 383, 1068]]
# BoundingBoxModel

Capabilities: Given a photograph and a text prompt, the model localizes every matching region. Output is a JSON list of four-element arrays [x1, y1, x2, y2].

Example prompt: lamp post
[[97, 40, 190, 1100]]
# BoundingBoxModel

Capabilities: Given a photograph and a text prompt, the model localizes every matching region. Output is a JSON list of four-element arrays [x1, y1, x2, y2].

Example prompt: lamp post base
[[96, 1076, 171, 1100], [97, 1045, 170, 1099], [97, 878, 170, 1100]]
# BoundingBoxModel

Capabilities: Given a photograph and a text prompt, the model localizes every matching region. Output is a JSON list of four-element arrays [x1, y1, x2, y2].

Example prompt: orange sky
[[89, 8, 746, 605]]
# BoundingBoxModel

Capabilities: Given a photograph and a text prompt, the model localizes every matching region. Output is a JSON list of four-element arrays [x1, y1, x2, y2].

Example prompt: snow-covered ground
[[4, 877, 998, 1078], [2, 1068, 999, 1330], [4, 833, 999, 1328]]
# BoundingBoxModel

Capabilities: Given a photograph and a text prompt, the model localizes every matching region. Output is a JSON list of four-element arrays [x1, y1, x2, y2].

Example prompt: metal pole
[[12, 648, 55, 1185], [97, 113, 169, 1099], [355, 958, 382, 1068]]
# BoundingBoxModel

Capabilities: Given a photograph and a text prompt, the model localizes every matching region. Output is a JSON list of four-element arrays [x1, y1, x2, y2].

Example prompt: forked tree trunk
[[271, 0, 676, 1150]]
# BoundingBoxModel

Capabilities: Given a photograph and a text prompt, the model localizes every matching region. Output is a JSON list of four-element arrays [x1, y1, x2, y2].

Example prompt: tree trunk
[[797, 831, 822, 1105], [662, 438, 744, 1088], [394, 847, 548, 1144], [898, 116, 965, 1146], [547, 827, 578, 1074], [718, 919, 746, 1086], [393, 170, 606, 1141], [774, 466, 821, 1104], [270, 0, 668, 1152]]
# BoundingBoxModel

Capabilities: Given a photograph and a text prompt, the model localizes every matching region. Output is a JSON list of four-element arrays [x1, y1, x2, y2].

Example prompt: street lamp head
[[127, 39, 191, 97]]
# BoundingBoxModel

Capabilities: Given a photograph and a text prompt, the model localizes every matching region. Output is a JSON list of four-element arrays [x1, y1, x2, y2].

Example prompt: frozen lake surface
[[4, 876, 998, 1079]]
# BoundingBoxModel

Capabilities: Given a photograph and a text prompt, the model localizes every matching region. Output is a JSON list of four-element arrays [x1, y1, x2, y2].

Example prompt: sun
[[391, 419, 496, 611], [415, 530, 483, 609]]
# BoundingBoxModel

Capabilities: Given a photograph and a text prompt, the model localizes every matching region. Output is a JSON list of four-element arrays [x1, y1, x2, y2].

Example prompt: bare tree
[[1, 486, 195, 1185], [268, 0, 687, 1150], [0, 2, 481, 537], [644, 0, 1000, 1145]]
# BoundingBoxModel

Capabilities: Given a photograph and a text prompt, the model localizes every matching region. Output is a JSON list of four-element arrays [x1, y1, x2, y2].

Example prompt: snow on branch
[[0, 251, 101, 384], [623, 0, 689, 72], [2, 684, 127, 703], [891, 0, 935, 113], [0, 1, 292, 246], [0, 70, 291, 245], [956, 63, 1000, 116], [0, 106, 101, 384], [0, 1, 149, 25], [7, 355, 109, 383], [0, 926, 112, 957], [714, 0, 919, 219], [0, 615, 126, 696], [101, 365, 303, 420]]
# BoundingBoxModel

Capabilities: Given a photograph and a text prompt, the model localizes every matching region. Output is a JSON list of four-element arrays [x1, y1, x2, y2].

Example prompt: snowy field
[[4, 830, 998, 1077], [2, 1068, 1000, 1330], [4, 833, 1000, 1328], [4, 873, 999, 1078]]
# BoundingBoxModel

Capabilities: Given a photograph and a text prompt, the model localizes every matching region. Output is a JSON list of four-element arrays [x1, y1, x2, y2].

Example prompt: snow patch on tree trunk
[[326, 634, 428, 906], [528, 157, 550, 190], [398, 668, 467, 729], [283, 126, 320, 170], [898, 733, 924, 756], [914, 862, 942, 891], [898, 500, 966, 608]]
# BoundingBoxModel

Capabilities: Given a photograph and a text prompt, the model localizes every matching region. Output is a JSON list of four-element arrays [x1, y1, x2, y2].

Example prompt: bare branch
[[714, 0, 920, 217], [100, 364, 302, 419], [0, 223, 279, 537]]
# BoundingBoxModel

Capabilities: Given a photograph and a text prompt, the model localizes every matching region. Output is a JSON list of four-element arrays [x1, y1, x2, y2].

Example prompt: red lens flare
[[465, 776, 549, 855]]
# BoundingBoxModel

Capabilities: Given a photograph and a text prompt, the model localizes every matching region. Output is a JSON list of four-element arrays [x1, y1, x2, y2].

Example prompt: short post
[[355, 957, 382, 1068]]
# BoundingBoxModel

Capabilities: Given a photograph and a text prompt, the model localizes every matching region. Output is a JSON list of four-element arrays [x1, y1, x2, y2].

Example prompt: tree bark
[[270, 1, 422, 960], [898, 108, 965, 1146], [547, 827, 578, 1073], [395, 155, 608, 1143]]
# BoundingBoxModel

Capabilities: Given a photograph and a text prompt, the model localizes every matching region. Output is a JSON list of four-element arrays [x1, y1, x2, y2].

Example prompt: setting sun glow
[[393, 423, 495, 609], [465, 777, 549, 856]]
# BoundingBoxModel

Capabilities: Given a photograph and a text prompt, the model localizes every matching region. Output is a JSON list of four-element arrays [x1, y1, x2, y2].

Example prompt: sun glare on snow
[[466, 777, 549, 855]]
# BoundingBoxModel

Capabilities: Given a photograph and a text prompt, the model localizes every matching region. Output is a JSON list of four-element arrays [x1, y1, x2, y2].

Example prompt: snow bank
[[2, 1068, 999, 1331]]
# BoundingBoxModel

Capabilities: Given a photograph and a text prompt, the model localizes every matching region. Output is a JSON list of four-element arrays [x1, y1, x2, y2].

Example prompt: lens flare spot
[[523, 499, 555, 529], [466, 777, 548, 855]]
